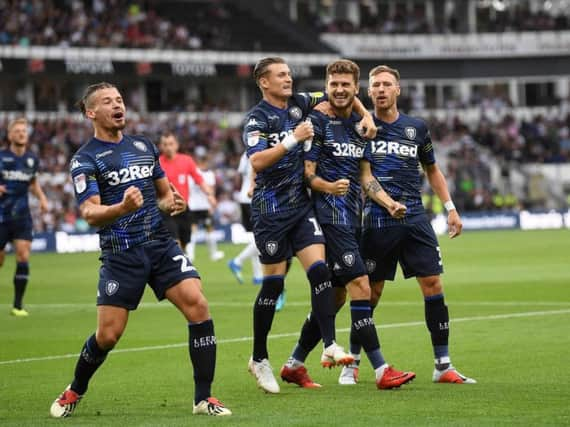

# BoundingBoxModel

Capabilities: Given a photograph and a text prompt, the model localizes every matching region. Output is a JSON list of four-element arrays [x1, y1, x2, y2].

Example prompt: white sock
[[206, 232, 218, 257], [235, 241, 258, 265], [374, 363, 389, 380], [186, 240, 196, 261]]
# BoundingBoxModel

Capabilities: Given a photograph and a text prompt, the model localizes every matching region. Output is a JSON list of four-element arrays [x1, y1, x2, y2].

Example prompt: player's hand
[[246, 183, 255, 199], [39, 197, 49, 214], [169, 183, 187, 216], [0, 184, 6, 196], [358, 115, 377, 139], [207, 194, 217, 211], [293, 120, 314, 142], [329, 179, 350, 196], [447, 210, 463, 238], [313, 101, 334, 117], [121, 186, 143, 214], [387, 201, 407, 219]]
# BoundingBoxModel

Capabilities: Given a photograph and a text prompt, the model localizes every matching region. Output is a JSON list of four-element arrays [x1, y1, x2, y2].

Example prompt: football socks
[[252, 275, 284, 361]]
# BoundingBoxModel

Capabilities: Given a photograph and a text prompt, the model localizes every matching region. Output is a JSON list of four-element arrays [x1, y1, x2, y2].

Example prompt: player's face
[[260, 63, 293, 99], [8, 123, 28, 146], [159, 135, 179, 158], [327, 73, 358, 111], [87, 87, 126, 131], [368, 72, 400, 111]]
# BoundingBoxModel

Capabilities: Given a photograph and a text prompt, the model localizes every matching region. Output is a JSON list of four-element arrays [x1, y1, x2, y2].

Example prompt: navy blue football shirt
[[363, 113, 435, 228], [0, 149, 39, 222], [70, 135, 169, 253]]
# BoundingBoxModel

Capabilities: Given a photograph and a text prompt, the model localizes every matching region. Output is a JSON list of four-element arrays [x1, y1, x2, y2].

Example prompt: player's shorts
[[161, 209, 192, 247], [361, 221, 443, 282], [240, 203, 253, 232], [321, 223, 367, 287], [97, 238, 200, 310], [0, 219, 33, 249], [253, 206, 326, 264], [190, 210, 213, 228]]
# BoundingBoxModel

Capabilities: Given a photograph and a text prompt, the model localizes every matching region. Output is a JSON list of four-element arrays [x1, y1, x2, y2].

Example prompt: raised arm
[[359, 160, 406, 218], [250, 121, 314, 172]]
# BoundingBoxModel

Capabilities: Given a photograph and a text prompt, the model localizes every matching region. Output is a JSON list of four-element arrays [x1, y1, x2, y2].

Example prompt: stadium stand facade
[[0, 0, 568, 237]]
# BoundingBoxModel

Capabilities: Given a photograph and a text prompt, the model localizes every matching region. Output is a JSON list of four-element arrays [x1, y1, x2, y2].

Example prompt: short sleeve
[[363, 140, 374, 162], [150, 140, 166, 180], [243, 113, 269, 157], [294, 92, 327, 116], [70, 152, 99, 206], [419, 124, 436, 165]]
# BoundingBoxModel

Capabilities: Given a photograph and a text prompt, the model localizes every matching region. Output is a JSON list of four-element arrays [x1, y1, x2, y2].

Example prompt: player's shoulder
[[399, 113, 428, 130], [124, 134, 154, 150]]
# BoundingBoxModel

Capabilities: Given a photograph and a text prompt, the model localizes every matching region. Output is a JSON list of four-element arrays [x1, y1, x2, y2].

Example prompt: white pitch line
[[1, 308, 569, 366]]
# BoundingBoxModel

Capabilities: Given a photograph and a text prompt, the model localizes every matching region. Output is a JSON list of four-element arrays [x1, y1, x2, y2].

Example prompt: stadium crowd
[[1, 110, 568, 233], [318, 1, 570, 34], [0, 0, 231, 50]]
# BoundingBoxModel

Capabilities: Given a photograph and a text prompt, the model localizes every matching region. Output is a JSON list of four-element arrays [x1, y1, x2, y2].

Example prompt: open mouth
[[112, 111, 124, 120]]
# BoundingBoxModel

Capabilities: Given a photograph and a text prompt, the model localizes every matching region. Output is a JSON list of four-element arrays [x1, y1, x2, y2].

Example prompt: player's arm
[[423, 163, 462, 238], [359, 160, 406, 218], [304, 160, 349, 196], [352, 97, 377, 139], [29, 177, 49, 214], [79, 187, 143, 227], [249, 121, 314, 172], [154, 177, 187, 216], [187, 157, 216, 208]]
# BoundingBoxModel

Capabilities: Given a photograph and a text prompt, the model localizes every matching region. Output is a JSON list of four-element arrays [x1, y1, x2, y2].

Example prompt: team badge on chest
[[288, 106, 302, 120], [405, 127, 416, 140], [133, 141, 148, 152]]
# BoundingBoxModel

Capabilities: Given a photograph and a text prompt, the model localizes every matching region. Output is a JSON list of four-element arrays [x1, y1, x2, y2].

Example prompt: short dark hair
[[326, 59, 360, 84], [369, 65, 400, 82], [159, 131, 177, 142], [76, 82, 117, 115], [253, 57, 286, 86]]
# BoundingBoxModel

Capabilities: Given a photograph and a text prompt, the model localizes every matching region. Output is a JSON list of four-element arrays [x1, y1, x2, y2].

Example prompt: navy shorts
[[322, 224, 367, 287], [253, 206, 326, 264], [361, 221, 443, 282], [0, 219, 33, 249], [97, 238, 201, 310]]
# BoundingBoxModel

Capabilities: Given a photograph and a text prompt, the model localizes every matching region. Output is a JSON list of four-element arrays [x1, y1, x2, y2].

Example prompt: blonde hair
[[369, 65, 400, 82], [7, 117, 27, 132]]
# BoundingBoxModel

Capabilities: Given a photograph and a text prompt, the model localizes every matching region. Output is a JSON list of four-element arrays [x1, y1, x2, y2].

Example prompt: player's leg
[[345, 226, 402, 378], [281, 285, 345, 388], [51, 248, 148, 418], [11, 239, 31, 315], [165, 279, 230, 415], [186, 215, 199, 261], [275, 257, 292, 311], [403, 222, 475, 384], [204, 214, 224, 261], [50, 305, 129, 418], [149, 239, 230, 414]]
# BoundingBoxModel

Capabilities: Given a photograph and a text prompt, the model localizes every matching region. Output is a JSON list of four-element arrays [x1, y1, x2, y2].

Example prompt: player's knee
[[96, 329, 122, 350], [348, 276, 371, 300], [420, 275, 442, 295], [370, 282, 384, 306]]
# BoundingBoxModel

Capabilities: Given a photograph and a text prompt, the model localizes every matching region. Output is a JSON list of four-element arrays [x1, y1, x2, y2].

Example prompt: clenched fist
[[293, 120, 314, 142], [330, 178, 350, 196], [121, 186, 143, 214]]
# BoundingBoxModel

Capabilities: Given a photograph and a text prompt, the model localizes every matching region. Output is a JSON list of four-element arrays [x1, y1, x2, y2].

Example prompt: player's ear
[[86, 109, 96, 120], [259, 76, 269, 90], [396, 85, 401, 96]]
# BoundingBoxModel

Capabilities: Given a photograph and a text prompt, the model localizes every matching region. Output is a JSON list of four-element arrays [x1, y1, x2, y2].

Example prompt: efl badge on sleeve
[[74, 173, 87, 194]]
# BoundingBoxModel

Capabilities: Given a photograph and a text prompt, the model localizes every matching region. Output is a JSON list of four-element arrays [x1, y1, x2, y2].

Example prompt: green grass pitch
[[1, 229, 569, 426]]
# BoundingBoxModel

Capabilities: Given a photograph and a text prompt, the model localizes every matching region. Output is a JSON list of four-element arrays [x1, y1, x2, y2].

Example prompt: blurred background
[[1, 0, 569, 247]]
